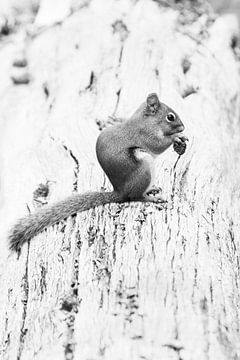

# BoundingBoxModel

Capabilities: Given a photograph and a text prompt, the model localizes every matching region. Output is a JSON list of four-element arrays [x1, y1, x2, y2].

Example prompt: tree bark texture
[[0, 1, 240, 359]]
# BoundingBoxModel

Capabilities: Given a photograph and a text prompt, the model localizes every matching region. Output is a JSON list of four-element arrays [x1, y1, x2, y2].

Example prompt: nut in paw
[[173, 135, 188, 155]]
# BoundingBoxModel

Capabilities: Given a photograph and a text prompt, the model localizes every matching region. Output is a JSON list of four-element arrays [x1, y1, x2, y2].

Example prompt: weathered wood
[[0, 1, 240, 359]]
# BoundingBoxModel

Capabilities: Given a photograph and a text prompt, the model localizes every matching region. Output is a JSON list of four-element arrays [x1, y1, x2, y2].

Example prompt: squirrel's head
[[144, 93, 184, 136]]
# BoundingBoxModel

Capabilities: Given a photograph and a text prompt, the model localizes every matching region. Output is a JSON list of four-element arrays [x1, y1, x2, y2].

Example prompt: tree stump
[[0, 1, 240, 359]]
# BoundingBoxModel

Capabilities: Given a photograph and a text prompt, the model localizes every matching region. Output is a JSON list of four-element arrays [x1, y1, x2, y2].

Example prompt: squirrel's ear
[[145, 93, 160, 116]]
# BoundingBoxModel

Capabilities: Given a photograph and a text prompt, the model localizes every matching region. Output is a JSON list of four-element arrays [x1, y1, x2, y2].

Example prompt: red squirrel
[[8, 93, 187, 251]]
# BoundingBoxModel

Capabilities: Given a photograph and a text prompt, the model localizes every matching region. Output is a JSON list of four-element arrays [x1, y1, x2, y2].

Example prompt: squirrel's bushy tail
[[8, 191, 122, 252]]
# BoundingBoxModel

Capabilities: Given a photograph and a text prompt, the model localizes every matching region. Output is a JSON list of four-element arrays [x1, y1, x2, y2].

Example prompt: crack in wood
[[171, 155, 181, 206], [62, 145, 79, 192], [16, 244, 30, 360], [1, 315, 10, 356], [85, 71, 96, 92], [119, 45, 124, 64], [162, 342, 184, 360], [79, 70, 97, 95], [62, 227, 82, 360], [150, 221, 156, 260], [111, 222, 118, 263], [50, 136, 80, 193], [39, 261, 47, 298], [43, 82, 49, 98], [112, 88, 121, 116], [166, 224, 172, 251]]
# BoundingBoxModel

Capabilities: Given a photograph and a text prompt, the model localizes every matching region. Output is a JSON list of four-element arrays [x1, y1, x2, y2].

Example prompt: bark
[[0, 1, 240, 359]]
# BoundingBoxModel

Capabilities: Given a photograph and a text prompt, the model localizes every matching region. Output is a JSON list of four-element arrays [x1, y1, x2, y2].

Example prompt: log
[[0, 0, 240, 359]]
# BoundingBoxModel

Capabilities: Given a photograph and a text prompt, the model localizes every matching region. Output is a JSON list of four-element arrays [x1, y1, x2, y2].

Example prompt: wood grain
[[0, 1, 240, 359]]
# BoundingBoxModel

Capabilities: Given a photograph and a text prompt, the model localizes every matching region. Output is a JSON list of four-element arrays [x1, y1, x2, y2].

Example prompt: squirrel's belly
[[134, 149, 157, 193]]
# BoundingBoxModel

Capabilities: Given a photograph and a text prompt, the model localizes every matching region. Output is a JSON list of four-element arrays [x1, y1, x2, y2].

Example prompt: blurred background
[[0, 0, 239, 26], [211, 0, 240, 24]]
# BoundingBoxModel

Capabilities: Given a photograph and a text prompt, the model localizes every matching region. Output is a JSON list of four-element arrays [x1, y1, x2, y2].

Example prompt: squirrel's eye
[[166, 112, 176, 122]]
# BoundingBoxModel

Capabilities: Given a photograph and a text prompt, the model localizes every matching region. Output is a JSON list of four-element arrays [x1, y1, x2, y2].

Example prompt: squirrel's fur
[[8, 93, 187, 252], [8, 191, 121, 252]]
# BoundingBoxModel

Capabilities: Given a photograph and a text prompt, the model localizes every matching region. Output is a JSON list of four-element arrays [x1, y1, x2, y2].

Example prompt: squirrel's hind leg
[[120, 162, 151, 201], [127, 150, 166, 204], [120, 160, 166, 204]]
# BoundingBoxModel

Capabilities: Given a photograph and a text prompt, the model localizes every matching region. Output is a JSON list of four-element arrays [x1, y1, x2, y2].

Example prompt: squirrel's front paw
[[173, 134, 188, 155]]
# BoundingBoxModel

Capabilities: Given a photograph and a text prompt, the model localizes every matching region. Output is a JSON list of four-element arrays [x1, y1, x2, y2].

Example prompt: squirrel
[[8, 93, 187, 252]]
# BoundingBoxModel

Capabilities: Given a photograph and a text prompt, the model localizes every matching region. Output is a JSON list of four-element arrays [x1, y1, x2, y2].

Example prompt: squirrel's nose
[[178, 124, 185, 132]]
